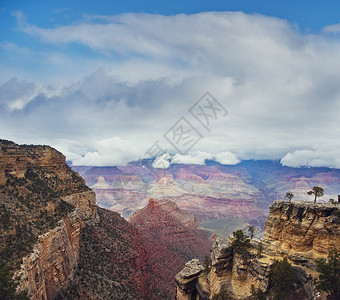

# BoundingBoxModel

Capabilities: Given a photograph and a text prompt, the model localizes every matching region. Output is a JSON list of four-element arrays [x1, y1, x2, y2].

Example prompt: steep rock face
[[178, 239, 272, 300], [176, 201, 340, 299], [17, 211, 82, 300], [130, 198, 213, 299], [60, 207, 150, 300], [208, 239, 272, 299], [175, 259, 205, 300], [0, 140, 98, 300], [263, 200, 340, 256]]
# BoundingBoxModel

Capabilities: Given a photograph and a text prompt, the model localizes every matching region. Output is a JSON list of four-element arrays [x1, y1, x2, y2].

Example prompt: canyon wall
[[16, 211, 82, 300], [176, 200, 340, 299], [263, 200, 340, 256], [0, 140, 98, 300]]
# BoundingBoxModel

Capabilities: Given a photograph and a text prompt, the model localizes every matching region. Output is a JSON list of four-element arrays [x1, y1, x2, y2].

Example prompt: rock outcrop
[[176, 200, 340, 299], [16, 211, 82, 300], [263, 200, 340, 256], [0, 140, 98, 300], [175, 259, 205, 300]]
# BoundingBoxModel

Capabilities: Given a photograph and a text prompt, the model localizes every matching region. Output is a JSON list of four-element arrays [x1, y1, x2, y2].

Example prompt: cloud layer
[[1, 11, 340, 167]]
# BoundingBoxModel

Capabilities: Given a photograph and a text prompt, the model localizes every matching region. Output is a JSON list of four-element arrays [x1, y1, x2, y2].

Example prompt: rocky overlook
[[176, 200, 340, 299], [263, 200, 340, 256]]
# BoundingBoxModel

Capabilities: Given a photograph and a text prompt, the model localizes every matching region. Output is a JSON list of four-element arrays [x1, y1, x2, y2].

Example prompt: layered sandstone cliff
[[262, 200, 340, 257], [16, 211, 82, 300], [0, 140, 98, 300], [176, 200, 340, 299]]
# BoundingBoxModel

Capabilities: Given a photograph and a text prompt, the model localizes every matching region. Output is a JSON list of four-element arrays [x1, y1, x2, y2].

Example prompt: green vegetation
[[333, 210, 340, 218], [0, 206, 10, 229], [315, 248, 340, 298], [55, 200, 75, 217], [269, 257, 295, 300], [202, 255, 212, 274], [307, 186, 324, 203], [251, 285, 266, 300], [284, 191, 294, 202], [248, 225, 255, 239], [231, 230, 250, 254], [0, 265, 28, 299]]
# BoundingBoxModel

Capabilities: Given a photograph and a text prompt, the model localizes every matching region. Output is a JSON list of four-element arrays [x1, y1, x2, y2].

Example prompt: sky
[[1, 1, 340, 168]]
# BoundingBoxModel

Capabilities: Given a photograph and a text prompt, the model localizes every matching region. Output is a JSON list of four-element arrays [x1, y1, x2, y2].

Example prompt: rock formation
[[16, 211, 82, 300], [2, 140, 214, 300], [263, 200, 340, 256], [130, 198, 213, 299], [176, 200, 340, 299], [0, 140, 98, 299]]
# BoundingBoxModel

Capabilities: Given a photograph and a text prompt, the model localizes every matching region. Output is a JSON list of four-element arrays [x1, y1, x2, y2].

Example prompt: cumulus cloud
[[151, 151, 240, 168], [71, 137, 141, 166], [0, 11, 339, 167], [323, 23, 340, 34], [214, 151, 240, 165], [281, 149, 340, 168]]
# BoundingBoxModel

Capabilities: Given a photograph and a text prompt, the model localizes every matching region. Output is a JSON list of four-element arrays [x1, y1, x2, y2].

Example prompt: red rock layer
[[130, 198, 213, 299]]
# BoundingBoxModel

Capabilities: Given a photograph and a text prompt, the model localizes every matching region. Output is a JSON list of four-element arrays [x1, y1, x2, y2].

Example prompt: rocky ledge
[[263, 200, 340, 256], [176, 200, 340, 299]]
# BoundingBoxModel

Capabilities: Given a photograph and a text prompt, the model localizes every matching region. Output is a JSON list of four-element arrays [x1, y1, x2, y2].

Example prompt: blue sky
[[1, 1, 340, 168], [2, 0, 340, 32]]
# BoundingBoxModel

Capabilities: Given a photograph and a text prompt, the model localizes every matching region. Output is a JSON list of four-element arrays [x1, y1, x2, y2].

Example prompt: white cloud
[[172, 152, 213, 165], [151, 151, 240, 168], [71, 137, 141, 166], [323, 23, 340, 34], [214, 151, 240, 165], [1, 12, 340, 167], [281, 149, 340, 168]]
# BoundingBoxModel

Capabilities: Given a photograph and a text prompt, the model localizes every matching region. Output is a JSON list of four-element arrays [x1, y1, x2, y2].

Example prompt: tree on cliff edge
[[307, 186, 324, 203], [284, 192, 294, 202], [232, 230, 250, 254]]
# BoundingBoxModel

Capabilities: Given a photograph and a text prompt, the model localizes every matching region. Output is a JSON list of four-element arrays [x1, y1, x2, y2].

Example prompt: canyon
[[73, 160, 340, 232], [0, 140, 213, 299]]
